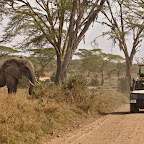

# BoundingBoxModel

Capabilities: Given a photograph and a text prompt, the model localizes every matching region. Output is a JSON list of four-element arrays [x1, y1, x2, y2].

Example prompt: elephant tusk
[[29, 80, 34, 86]]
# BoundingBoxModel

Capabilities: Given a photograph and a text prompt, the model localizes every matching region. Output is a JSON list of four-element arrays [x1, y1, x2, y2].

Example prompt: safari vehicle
[[130, 64, 144, 113]]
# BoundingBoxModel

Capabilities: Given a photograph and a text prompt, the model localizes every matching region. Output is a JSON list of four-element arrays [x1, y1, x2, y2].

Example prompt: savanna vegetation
[[0, 0, 144, 143], [0, 76, 128, 144], [0, 52, 130, 143]]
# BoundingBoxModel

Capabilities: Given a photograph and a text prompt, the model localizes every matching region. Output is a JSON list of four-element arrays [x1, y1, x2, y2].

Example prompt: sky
[[78, 22, 144, 63], [78, 23, 125, 57]]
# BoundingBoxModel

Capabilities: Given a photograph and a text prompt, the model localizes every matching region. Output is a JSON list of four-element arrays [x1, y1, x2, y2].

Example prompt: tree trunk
[[101, 70, 104, 86], [41, 65, 45, 76], [125, 57, 132, 85], [54, 0, 106, 84], [55, 54, 62, 85], [59, 46, 74, 82], [55, 39, 77, 84]]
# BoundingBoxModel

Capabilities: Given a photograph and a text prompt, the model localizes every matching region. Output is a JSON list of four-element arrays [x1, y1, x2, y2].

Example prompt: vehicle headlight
[[131, 94, 138, 99]]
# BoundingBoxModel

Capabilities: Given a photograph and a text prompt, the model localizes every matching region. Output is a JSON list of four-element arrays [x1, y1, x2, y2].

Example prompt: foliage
[[63, 74, 87, 90], [0, 45, 19, 58], [50, 72, 56, 82], [41, 79, 51, 85], [0, 1, 12, 22], [75, 49, 97, 59], [76, 48, 124, 72], [18, 76, 29, 89], [1, 0, 106, 83], [118, 77, 130, 92], [28, 57, 39, 69], [90, 78, 100, 86], [76, 48, 124, 85], [68, 59, 82, 74], [0, 79, 128, 144], [116, 62, 126, 77], [30, 48, 56, 73], [98, 0, 144, 83], [35, 68, 45, 79]]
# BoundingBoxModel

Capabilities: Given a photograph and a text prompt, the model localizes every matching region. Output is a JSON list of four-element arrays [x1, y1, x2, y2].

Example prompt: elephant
[[0, 57, 36, 95]]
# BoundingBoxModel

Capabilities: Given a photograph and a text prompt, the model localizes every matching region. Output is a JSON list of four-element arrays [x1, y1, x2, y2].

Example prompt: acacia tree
[[1, 0, 106, 84], [76, 49, 124, 85], [0, 1, 12, 22], [116, 62, 126, 77], [0, 1, 7, 21], [96, 0, 144, 83], [0, 45, 19, 57], [30, 47, 55, 78]]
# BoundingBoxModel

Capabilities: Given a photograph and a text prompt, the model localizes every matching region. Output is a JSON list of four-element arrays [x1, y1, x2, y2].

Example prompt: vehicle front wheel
[[130, 104, 139, 113]]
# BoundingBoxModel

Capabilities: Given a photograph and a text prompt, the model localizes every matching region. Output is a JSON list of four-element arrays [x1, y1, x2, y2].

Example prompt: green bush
[[34, 74, 88, 107], [50, 72, 56, 82], [118, 77, 130, 92], [18, 76, 29, 89], [63, 74, 87, 90], [90, 78, 99, 86], [40, 79, 51, 86], [62, 74, 89, 108], [35, 68, 45, 79]]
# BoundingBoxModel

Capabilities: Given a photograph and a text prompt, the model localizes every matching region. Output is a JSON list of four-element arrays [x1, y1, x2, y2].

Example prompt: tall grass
[[0, 88, 43, 144], [0, 80, 128, 143]]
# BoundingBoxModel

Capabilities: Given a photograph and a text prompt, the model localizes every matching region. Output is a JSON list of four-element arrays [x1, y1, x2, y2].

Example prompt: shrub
[[63, 74, 87, 90], [34, 74, 89, 109], [90, 78, 99, 86], [0, 82, 129, 143], [62, 74, 90, 110], [35, 68, 45, 79], [39, 79, 51, 86], [118, 77, 130, 92], [18, 76, 29, 89], [50, 72, 56, 82]]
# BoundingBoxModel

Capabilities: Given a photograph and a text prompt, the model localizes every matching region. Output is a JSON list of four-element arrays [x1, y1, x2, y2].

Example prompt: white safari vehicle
[[130, 64, 144, 113]]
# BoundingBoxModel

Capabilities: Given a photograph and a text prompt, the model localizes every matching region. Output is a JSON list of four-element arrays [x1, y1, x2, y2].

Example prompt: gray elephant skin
[[0, 57, 36, 95]]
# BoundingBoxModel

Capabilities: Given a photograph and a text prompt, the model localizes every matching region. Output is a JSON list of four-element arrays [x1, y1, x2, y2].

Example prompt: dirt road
[[46, 104, 144, 144]]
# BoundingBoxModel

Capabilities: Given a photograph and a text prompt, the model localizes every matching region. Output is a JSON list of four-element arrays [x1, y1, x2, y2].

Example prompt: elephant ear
[[2, 59, 22, 79]]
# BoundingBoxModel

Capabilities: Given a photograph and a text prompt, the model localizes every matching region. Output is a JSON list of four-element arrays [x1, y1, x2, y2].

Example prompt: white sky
[[78, 22, 144, 63]]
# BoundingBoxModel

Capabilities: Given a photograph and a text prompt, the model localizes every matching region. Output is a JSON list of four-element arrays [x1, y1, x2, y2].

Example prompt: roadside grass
[[0, 85, 129, 144]]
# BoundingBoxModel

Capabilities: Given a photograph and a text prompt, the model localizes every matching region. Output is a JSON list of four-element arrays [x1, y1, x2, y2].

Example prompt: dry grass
[[0, 87, 43, 144], [0, 86, 128, 144], [87, 90, 129, 116], [0, 87, 85, 144]]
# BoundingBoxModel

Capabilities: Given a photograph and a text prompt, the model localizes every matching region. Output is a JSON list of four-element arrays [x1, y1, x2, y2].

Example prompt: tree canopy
[[0, 45, 19, 58], [76, 48, 124, 85], [30, 47, 56, 76], [93, 0, 144, 83], [1, 0, 106, 83]]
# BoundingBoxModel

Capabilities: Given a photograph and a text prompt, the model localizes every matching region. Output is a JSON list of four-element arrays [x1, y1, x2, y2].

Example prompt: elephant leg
[[8, 88, 14, 94], [0, 72, 6, 87], [6, 76, 18, 94], [8, 85, 18, 93], [7, 83, 18, 94]]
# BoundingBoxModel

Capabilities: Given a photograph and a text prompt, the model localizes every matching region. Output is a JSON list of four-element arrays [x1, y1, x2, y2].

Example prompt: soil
[[43, 104, 144, 144]]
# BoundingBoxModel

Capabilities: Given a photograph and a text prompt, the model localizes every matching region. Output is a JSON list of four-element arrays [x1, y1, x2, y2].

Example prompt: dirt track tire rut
[[45, 104, 144, 144]]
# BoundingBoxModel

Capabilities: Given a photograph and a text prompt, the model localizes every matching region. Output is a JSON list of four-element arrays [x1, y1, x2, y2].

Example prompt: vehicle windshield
[[135, 81, 144, 90]]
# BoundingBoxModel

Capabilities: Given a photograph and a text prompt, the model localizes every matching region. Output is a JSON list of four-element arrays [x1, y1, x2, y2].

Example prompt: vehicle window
[[135, 81, 144, 90]]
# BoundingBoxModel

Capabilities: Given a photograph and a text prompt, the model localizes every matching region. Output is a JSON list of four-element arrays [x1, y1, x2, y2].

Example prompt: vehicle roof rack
[[138, 64, 144, 66], [138, 64, 144, 77], [140, 74, 144, 77]]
